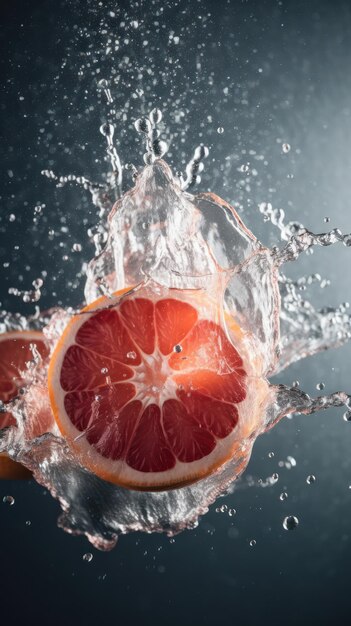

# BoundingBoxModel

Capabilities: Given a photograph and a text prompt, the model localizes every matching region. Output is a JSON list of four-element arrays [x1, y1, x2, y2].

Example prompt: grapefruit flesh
[[0, 331, 49, 479], [48, 287, 260, 491]]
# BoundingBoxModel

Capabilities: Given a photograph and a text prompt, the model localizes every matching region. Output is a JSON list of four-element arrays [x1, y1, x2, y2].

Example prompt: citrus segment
[[155, 298, 198, 355], [0, 331, 49, 429], [76, 309, 142, 366], [0, 331, 50, 479], [48, 287, 254, 490], [60, 345, 133, 391], [120, 297, 155, 354]]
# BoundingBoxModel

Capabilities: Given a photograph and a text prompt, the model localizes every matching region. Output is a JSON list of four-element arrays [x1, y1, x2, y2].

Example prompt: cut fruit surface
[[0, 330, 50, 479], [49, 285, 267, 490]]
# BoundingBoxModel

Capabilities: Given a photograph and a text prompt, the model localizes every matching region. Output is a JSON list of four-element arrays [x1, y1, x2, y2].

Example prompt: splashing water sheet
[[1, 98, 351, 551]]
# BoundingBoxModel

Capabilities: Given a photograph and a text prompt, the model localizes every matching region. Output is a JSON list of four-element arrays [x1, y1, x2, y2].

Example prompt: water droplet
[[228, 508, 236, 517], [239, 164, 249, 173], [135, 118, 151, 134], [283, 515, 299, 530], [282, 143, 291, 153], [268, 451, 274, 458], [127, 351, 137, 359], [32, 278, 43, 289], [83, 552, 93, 562], [306, 474, 316, 485], [99, 123, 114, 139], [343, 410, 351, 422], [272, 472, 279, 482], [280, 492, 288, 501], [324, 216, 330, 223], [3, 495, 15, 506], [217, 127, 224, 134], [9, 214, 16, 222], [97, 79, 109, 90], [101, 367, 108, 374], [149, 108, 162, 125], [25, 520, 31, 526], [72, 243, 82, 252], [249, 539, 256, 547], [316, 382, 325, 391], [173, 344, 182, 353]]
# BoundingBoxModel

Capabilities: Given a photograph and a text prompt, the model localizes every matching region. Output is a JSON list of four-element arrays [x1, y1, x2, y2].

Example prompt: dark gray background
[[0, 1, 351, 624]]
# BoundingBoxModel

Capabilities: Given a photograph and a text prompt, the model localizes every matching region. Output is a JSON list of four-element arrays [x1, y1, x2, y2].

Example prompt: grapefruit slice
[[0, 330, 50, 479], [48, 285, 267, 490]]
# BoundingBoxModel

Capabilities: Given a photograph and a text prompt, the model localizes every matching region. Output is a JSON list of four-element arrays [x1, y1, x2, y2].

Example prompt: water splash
[[1, 112, 351, 550]]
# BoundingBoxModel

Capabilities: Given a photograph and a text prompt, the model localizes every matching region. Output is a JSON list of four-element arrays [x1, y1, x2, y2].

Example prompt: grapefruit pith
[[49, 284, 269, 490]]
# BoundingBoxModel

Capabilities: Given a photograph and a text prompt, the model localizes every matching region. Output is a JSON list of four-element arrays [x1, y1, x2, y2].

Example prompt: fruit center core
[[133, 351, 176, 403]]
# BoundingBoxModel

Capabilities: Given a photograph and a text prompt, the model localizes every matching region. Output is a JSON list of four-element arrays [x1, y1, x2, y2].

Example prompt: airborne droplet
[[283, 515, 299, 530]]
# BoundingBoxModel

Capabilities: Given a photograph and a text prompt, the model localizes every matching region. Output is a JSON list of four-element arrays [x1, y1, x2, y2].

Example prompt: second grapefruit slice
[[48, 285, 265, 490]]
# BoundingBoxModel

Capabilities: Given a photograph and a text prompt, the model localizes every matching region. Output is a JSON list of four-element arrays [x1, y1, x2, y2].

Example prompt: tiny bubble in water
[[97, 79, 109, 89], [343, 410, 351, 422], [306, 474, 316, 485], [217, 127, 224, 134], [324, 217, 330, 223], [249, 539, 256, 547], [316, 382, 325, 390], [283, 515, 299, 530], [268, 452, 274, 458], [3, 495, 15, 505], [280, 492, 288, 501], [127, 351, 137, 359], [282, 143, 291, 153], [173, 344, 182, 353], [83, 552, 93, 562]]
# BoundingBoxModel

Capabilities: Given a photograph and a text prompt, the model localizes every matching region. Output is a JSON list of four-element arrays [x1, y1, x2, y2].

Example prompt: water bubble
[[32, 278, 43, 289], [127, 351, 137, 359], [25, 520, 31, 526], [279, 492, 288, 501], [343, 410, 351, 422], [99, 123, 114, 139], [306, 474, 316, 485], [228, 508, 236, 517], [101, 367, 108, 374], [82, 552, 93, 562], [9, 214, 16, 222], [153, 140, 168, 158], [149, 108, 162, 125], [324, 217, 331, 223], [72, 243, 82, 252], [316, 382, 325, 391], [97, 79, 109, 90], [283, 515, 299, 530], [282, 143, 291, 153], [173, 344, 182, 353], [194, 145, 209, 160], [249, 539, 256, 547], [268, 451, 274, 458], [272, 473, 279, 482], [239, 164, 249, 173], [2, 495, 15, 506], [217, 127, 224, 134], [135, 118, 151, 134]]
